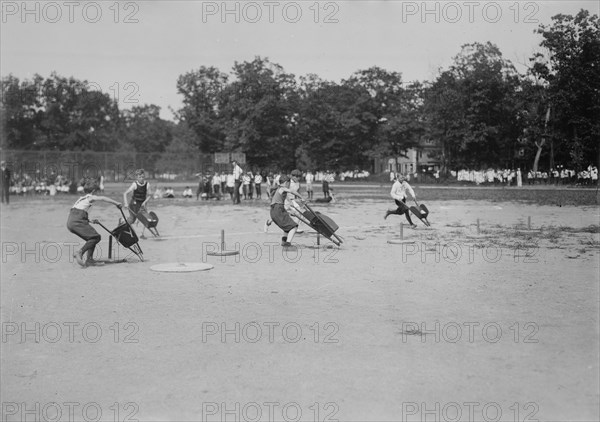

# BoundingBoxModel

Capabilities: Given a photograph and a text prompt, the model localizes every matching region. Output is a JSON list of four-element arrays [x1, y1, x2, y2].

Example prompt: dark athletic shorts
[[128, 200, 143, 222], [394, 199, 409, 213], [270, 203, 298, 232], [67, 208, 100, 240]]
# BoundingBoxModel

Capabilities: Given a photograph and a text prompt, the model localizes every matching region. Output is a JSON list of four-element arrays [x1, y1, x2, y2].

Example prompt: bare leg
[[286, 227, 298, 243], [264, 218, 272, 233], [290, 215, 304, 233], [404, 210, 415, 226]]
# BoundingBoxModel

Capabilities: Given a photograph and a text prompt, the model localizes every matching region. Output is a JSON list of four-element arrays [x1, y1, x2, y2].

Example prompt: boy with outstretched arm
[[270, 175, 305, 247], [67, 178, 122, 267]]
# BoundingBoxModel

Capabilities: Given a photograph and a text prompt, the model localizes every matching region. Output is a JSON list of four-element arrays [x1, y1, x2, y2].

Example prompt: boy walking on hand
[[67, 178, 122, 267]]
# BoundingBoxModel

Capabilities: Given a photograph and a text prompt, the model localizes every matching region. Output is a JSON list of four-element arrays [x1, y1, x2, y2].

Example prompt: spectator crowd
[[6, 171, 91, 196], [451, 165, 598, 186], [4, 161, 596, 204]]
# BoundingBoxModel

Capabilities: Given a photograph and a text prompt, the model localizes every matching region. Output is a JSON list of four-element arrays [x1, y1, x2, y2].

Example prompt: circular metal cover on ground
[[387, 239, 416, 245], [150, 262, 214, 272], [206, 250, 240, 256], [304, 243, 338, 249]]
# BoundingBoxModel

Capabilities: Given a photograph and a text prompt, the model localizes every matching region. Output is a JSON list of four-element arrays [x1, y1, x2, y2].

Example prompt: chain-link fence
[[0, 150, 234, 183]]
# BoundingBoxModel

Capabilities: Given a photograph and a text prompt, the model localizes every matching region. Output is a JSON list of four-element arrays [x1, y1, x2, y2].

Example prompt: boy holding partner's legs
[[123, 169, 152, 237], [384, 173, 417, 228], [270, 175, 304, 247], [123, 169, 151, 224], [286, 169, 305, 234], [67, 178, 122, 267]]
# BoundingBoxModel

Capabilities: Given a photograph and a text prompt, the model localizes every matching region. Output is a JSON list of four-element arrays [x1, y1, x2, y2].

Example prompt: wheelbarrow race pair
[[409, 200, 431, 227], [290, 201, 344, 246], [91, 206, 159, 262]]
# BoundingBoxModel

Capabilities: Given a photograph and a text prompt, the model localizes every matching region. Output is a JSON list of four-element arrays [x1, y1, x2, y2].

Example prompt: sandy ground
[[1, 190, 599, 422]]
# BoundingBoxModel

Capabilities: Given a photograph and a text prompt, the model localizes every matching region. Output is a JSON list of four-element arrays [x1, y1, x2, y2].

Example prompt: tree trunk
[[533, 138, 545, 172], [441, 136, 449, 176], [550, 136, 554, 170], [533, 106, 551, 172]]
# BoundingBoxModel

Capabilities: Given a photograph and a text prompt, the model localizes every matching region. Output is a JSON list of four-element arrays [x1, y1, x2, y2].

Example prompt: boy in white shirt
[[254, 172, 263, 199], [305, 170, 314, 199], [212, 172, 221, 197], [226, 173, 235, 199], [384, 173, 417, 228], [242, 172, 252, 200], [232, 160, 243, 204]]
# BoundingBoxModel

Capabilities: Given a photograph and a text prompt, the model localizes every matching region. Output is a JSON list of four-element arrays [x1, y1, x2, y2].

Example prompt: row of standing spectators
[[452, 166, 598, 186], [6, 173, 105, 195], [526, 167, 598, 185], [190, 170, 338, 200]]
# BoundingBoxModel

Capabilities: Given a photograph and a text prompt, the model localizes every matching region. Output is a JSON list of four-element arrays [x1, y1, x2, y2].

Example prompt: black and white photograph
[[1, 1, 599, 421]]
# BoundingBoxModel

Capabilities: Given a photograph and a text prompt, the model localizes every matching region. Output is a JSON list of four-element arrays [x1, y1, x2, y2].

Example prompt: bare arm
[[90, 195, 122, 208], [280, 187, 304, 200], [142, 182, 151, 206], [123, 183, 135, 204], [405, 182, 416, 200]]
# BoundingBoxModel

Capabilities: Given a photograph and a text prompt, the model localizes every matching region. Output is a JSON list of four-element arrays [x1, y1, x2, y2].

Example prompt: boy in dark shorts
[[123, 169, 151, 224], [270, 175, 305, 247], [67, 178, 122, 267]]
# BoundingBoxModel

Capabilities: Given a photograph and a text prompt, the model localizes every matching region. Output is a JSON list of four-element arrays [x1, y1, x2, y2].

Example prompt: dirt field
[[1, 185, 599, 422]]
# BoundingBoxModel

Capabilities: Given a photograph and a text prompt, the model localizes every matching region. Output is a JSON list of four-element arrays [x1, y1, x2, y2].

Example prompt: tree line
[[1, 10, 598, 175]]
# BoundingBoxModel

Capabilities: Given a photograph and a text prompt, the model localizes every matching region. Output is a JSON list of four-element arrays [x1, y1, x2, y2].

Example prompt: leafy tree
[[1, 73, 119, 151], [530, 10, 600, 170], [294, 76, 370, 170], [1, 74, 45, 149], [375, 81, 425, 166], [511, 78, 549, 172], [155, 121, 201, 176], [219, 57, 298, 169], [175, 66, 228, 152], [423, 72, 464, 174], [38, 73, 119, 151], [164, 122, 199, 154], [118, 104, 172, 153], [294, 75, 336, 170], [344, 67, 422, 169], [425, 42, 523, 171]]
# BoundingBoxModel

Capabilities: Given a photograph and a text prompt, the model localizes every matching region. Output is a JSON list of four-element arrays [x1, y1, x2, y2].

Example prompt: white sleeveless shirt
[[72, 194, 93, 212]]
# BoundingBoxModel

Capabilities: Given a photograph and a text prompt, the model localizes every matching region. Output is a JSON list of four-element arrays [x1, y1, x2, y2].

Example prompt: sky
[[1, 0, 599, 121]]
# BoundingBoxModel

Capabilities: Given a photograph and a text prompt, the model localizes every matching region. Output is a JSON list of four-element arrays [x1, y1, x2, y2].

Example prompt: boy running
[[384, 173, 417, 228]]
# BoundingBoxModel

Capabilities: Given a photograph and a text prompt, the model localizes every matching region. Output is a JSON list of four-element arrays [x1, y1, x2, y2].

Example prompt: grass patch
[[540, 230, 562, 242], [555, 225, 600, 234], [579, 237, 600, 248]]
